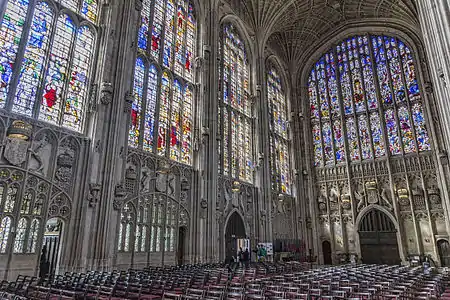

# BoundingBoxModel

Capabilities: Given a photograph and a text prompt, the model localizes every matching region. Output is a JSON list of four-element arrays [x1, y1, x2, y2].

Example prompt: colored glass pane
[[13, 1, 54, 116], [40, 14, 76, 125], [347, 38, 366, 112], [231, 110, 238, 177], [157, 72, 171, 155], [182, 85, 193, 164], [358, 115, 372, 160], [0, 217, 11, 253], [170, 79, 182, 161], [370, 112, 385, 157], [151, 0, 164, 60], [129, 58, 145, 148], [333, 120, 345, 162], [322, 122, 333, 165], [384, 37, 406, 104], [325, 52, 340, 115], [337, 43, 354, 114], [174, 0, 187, 76], [81, 0, 98, 23], [223, 108, 229, 175], [358, 36, 378, 110], [316, 58, 330, 119], [312, 124, 323, 167], [346, 117, 360, 160], [398, 106, 416, 153], [143, 65, 158, 151], [0, 0, 30, 107], [385, 108, 401, 155], [138, 0, 152, 52], [185, 3, 195, 81], [309, 72, 319, 120], [63, 26, 94, 131], [59, 0, 78, 12], [26, 219, 39, 253], [399, 41, 420, 102], [13, 218, 27, 253], [372, 36, 393, 105], [163, 0, 175, 68], [268, 68, 287, 138], [412, 103, 431, 152]]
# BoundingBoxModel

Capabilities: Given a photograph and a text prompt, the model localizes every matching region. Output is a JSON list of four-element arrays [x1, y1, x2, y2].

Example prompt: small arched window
[[0, 216, 12, 253], [13, 217, 28, 253]]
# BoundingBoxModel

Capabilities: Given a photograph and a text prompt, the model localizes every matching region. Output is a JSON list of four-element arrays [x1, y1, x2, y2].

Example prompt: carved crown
[[57, 152, 75, 167], [7, 120, 33, 140]]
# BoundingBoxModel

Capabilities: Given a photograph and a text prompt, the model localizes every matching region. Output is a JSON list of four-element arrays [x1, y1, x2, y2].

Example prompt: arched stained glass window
[[129, 0, 197, 166], [309, 34, 431, 167], [13, 217, 27, 253], [267, 67, 291, 194], [0, 216, 11, 253], [219, 23, 253, 183], [27, 218, 39, 253], [0, 0, 98, 133]]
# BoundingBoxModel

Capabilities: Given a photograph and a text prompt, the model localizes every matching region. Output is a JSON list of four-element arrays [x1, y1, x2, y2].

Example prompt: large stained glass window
[[0, 0, 97, 132], [128, 0, 197, 166], [267, 67, 291, 194], [219, 23, 253, 183], [309, 34, 431, 167]]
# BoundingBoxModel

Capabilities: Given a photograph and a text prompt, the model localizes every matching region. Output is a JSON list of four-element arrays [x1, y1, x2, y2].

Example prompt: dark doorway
[[359, 209, 400, 265], [177, 227, 186, 266], [438, 240, 450, 266], [322, 241, 332, 265], [225, 212, 246, 261], [41, 218, 63, 276]]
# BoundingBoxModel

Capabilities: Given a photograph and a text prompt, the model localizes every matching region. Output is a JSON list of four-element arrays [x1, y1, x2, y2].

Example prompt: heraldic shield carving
[[4, 137, 30, 166]]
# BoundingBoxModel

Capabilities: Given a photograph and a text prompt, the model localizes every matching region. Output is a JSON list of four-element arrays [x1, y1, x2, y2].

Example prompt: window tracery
[[218, 23, 253, 183], [129, 0, 197, 166], [309, 35, 431, 167], [267, 67, 291, 195], [0, 0, 97, 132]]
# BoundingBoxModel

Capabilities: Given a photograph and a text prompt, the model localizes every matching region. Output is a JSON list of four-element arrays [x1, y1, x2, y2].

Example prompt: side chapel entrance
[[225, 212, 246, 261]]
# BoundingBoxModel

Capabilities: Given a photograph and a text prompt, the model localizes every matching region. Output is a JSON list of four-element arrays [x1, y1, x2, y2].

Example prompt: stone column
[[84, 0, 140, 270]]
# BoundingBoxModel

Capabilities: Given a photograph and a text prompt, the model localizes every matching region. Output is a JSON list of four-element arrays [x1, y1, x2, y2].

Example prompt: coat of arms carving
[[4, 137, 29, 166]]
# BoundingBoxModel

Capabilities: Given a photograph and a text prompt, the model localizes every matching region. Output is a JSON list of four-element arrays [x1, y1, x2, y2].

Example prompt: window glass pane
[[0, 217, 12, 253], [13, 218, 27, 253]]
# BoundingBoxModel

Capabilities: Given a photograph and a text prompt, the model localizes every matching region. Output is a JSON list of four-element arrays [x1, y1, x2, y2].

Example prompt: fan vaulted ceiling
[[223, 0, 419, 71]]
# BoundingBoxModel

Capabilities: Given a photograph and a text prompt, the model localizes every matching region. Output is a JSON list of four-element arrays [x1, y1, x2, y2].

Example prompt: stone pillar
[[84, 0, 140, 270]]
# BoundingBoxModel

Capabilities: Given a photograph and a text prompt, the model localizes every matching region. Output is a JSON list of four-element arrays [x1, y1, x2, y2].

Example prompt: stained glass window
[[309, 34, 431, 167], [128, 0, 197, 166], [267, 67, 291, 194], [219, 23, 253, 183], [0, 216, 11, 253], [13, 217, 27, 253], [0, 0, 97, 132], [27, 218, 39, 253]]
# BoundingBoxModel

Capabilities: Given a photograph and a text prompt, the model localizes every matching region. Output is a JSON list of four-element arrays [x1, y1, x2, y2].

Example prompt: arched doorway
[[225, 212, 246, 261], [437, 240, 450, 266], [177, 227, 186, 266], [322, 241, 332, 265], [358, 209, 400, 265]]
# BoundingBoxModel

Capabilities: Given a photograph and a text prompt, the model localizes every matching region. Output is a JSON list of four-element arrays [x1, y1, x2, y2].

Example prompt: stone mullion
[[137, 63, 151, 149], [405, 174, 423, 256], [5, 0, 35, 112], [378, 37, 406, 156], [342, 46, 364, 163], [332, 46, 357, 253], [218, 29, 225, 176], [353, 42, 377, 159], [321, 57, 337, 167], [394, 38, 420, 153], [0, 0, 7, 21], [312, 69, 326, 168]]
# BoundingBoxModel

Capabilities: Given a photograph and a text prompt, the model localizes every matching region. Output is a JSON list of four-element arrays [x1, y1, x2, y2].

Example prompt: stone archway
[[358, 209, 401, 265], [224, 211, 246, 261]]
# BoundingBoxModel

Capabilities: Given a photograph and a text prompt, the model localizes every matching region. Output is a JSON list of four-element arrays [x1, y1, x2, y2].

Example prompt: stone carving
[[48, 193, 71, 218], [100, 82, 113, 105], [124, 92, 134, 113], [140, 167, 153, 192], [380, 188, 393, 210], [4, 138, 29, 166], [29, 133, 53, 176], [318, 194, 327, 213], [155, 173, 167, 192], [54, 139, 77, 193], [354, 189, 365, 212], [88, 183, 102, 207], [113, 183, 127, 210]]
